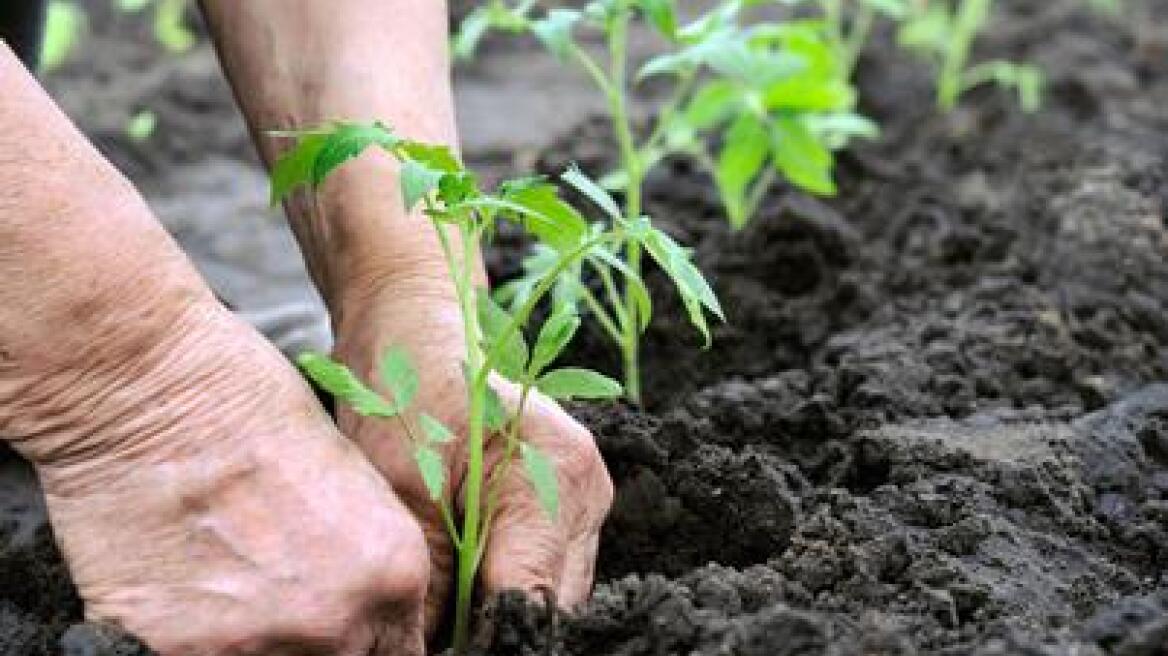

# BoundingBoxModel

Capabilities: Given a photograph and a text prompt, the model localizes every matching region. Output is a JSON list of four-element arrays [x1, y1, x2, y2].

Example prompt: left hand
[[329, 274, 615, 636]]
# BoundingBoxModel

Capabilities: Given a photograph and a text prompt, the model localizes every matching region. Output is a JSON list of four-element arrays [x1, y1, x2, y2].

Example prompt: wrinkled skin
[[1, 0, 616, 648], [333, 276, 615, 634], [22, 299, 433, 656]]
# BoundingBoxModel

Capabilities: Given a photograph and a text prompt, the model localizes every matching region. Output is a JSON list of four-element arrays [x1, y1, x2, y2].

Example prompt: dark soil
[[3, 0, 1168, 655]]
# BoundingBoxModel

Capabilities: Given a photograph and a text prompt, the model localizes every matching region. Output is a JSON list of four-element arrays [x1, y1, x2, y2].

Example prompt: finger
[[480, 476, 568, 598], [368, 607, 427, 656], [479, 393, 612, 606], [341, 411, 457, 638], [411, 502, 457, 636], [558, 530, 600, 608]]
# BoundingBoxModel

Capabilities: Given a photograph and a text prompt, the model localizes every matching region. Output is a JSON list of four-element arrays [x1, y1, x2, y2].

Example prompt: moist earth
[[2, 1, 1168, 655]]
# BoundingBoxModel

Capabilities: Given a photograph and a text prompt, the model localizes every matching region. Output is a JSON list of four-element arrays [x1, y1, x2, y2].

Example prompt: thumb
[[480, 474, 568, 599], [479, 392, 611, 608], [339, 407, 457, 638]]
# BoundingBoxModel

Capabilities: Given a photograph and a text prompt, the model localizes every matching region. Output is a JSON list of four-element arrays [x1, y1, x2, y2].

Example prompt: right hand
[[13, 301, 430, 655]]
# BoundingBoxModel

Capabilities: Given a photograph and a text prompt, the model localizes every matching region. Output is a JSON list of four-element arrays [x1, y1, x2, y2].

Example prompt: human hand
[[9, 301, 431, 655], [331, 275, 615, 635]]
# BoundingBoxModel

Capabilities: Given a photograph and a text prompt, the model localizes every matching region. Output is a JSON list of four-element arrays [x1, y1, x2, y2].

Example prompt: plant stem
[[605, 9, 645, 405], [642, 70, 697, 155], [581, 287, 625, 345], [440, 219, 486, 655], [742, 167, 778, 223], [821, 0, 844, 53], [475, 384, 533, 568], [939, 0, 991, 110]]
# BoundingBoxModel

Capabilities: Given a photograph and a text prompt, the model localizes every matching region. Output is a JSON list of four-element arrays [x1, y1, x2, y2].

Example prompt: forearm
[[0, 45, 216, 460], [199, 0, 475, 323]]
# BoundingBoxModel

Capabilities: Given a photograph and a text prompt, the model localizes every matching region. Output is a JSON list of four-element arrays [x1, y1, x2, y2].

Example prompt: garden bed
[[2, 1, 1168, 654]]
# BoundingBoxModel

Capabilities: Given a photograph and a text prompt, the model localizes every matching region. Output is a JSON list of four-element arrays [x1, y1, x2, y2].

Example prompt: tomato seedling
[[458, 0, 867, 401], [897, 0, 1042, 111], [270, 121, 720, 653]]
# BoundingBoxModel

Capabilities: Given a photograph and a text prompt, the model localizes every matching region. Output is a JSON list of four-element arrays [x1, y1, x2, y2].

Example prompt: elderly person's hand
[[201, 0, 616, 637], [0, 43, 431, 654], [331, 272, 614, 632]]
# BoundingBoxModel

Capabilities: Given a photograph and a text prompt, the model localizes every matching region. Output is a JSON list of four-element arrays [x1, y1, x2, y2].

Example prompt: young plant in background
[[40, 0, 194, 73], [457, 0, 867, 401], [897, 0, 1042, 111], [116, 0, 195, 53], [271, 121, 720, 652], [40, 0, 86, 71]]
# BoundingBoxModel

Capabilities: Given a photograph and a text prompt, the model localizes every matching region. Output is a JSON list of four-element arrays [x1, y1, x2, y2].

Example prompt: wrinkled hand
[[332, 278, 614, 633], [26, 303, 431, 655]]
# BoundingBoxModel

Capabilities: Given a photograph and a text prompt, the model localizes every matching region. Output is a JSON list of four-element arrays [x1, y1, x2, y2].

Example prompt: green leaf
[[715, 113, 770, 228], [312, 122, 399, 186], [477, 292, 530, 381], [530, 308, 581, 376], [587, 246, 653, 331], [419, 413, 455, 444], [703, 40, 805, 86], [764, 76, 855, 112], [683, 81, 741, 130], [804, 112, 880, 150], [152, 0, 194, 53], [498, 175, 550, 196], [771, 115, 836, 196], [438, 171, 479, 206], [297, 352, 399, 418], [642, 229, 724, 345], [398, 141, 462, 173], [898, 3, 952, 53], [125, 110, 157, 143], [561, 166, 623, 220], [536, 368, 623, 400], [638, 51, 695, 79], [495, 244, 566, 312], [520, 443, 559, 520], [677, 3, 741, 43], [484, 383, 509, 432], [270, 133, 327, 205], [379, 346, 419, 412], [497, 183, 589, 251], [532, 9, 581, 59], [400, 159, 445, 210], [454, 7, 491, 59], [637, 28, 736, 80], [638, 0, 678, 39], [413, 444, 446, 501], [40, 1, 85, 73]]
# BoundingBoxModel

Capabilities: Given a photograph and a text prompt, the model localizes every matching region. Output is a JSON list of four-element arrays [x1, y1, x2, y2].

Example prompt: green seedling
[[117, 0, 195, 52], [270, 121, 720, 653], [41, 0, 86, 72], [458, 0, 868, 401], [41, 0, 193, 74], [897, 0, 1042, 111], [125, 109, 157, 142]]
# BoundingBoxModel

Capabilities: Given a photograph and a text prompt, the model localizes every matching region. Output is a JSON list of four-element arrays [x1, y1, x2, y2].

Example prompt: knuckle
[[283, 609, 355, 648], [370, 527, 430, 604], [557, 431, 613, 512]]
